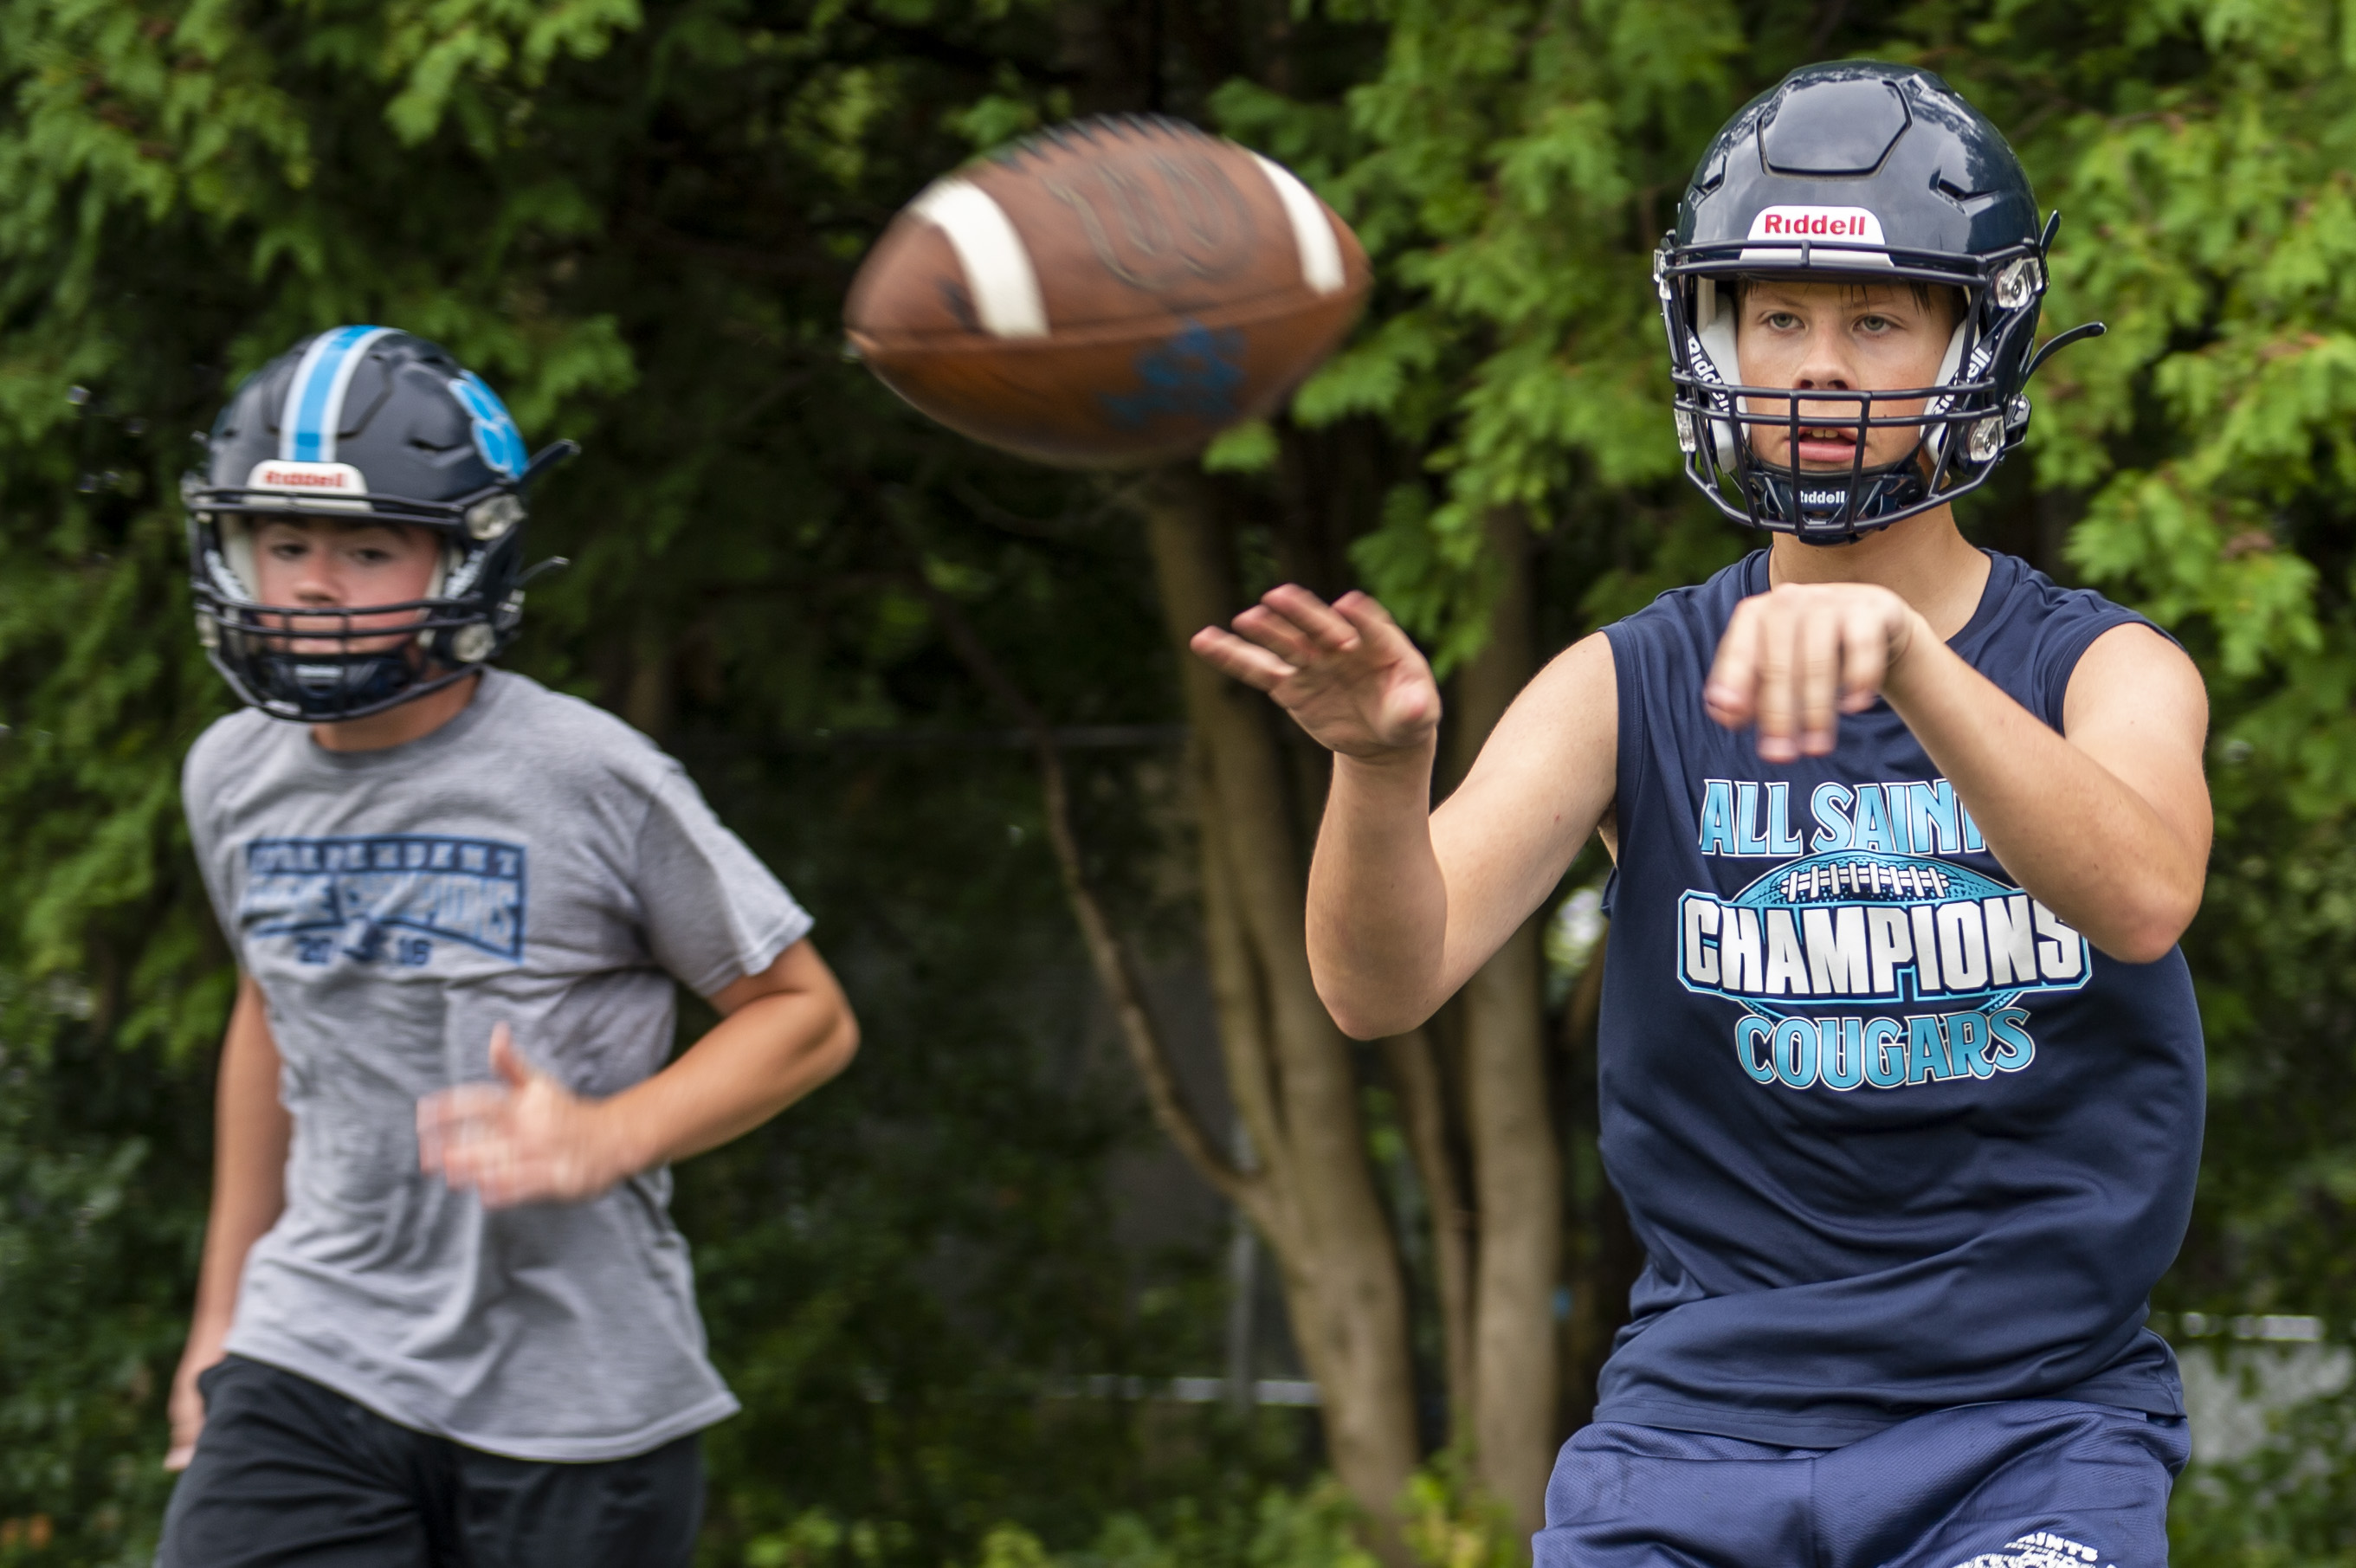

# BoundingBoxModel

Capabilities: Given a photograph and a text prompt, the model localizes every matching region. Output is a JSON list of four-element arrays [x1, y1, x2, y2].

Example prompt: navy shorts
[[1535, 1400, 2190, 1568], [157, 1356, 703, 1568]]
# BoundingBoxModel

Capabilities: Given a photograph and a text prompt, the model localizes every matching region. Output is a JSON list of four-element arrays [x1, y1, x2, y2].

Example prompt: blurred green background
[[5, 0, 2356, 1562]]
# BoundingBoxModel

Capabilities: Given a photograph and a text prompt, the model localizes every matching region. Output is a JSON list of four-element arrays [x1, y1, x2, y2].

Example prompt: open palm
[[416, 1024, 622, 1209], [1190, 586, 1441, 758]]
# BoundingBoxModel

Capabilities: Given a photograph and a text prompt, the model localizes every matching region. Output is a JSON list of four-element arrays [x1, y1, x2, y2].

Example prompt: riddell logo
[[1752, 207, 1878, 238], [1741, 206, 1890, 267], [249, 461, 366, 494]]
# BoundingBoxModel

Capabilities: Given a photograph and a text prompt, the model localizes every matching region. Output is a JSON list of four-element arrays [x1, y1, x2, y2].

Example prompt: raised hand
[[417, 1024, 627, 1209], [1705, 581, 1924, 761], [1189, 585, 1442, 758]]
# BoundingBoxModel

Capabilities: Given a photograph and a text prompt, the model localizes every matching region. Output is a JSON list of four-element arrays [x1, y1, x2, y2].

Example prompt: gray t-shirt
[[183, 669, 811, 1461]]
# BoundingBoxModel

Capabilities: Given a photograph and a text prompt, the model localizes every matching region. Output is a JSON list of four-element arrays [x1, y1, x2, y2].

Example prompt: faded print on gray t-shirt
[[183, 669, 811, 1461]]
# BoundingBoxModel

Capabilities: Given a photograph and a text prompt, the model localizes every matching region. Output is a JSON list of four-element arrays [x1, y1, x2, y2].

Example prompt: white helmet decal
[[1740, 205, 1893, 268]]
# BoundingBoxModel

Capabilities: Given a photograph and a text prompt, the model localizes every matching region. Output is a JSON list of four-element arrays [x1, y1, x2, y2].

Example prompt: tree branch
[[1195, 784, 1299, 1244], [895, 559, 1249, 1203]]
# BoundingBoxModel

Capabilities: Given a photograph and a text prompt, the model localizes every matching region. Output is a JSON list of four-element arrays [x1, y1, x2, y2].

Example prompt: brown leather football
[[844, 115, 1372, 468]]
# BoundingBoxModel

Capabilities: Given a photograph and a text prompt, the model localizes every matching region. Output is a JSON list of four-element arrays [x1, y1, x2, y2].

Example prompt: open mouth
[[1752, 422, 1867, 467]]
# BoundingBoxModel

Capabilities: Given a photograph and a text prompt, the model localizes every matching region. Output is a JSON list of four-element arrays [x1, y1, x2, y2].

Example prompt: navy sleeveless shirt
[[1592, 548, 2204, 1447]]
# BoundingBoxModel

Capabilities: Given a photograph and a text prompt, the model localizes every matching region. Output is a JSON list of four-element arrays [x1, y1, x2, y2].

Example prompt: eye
[[1763, 310, 1802, 331], [1855, 314, 1895, 334]]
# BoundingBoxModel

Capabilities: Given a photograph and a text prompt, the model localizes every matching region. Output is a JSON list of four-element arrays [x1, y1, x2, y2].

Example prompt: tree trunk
[[1143, 471, 1421, 1559], [965, 474, 1571, 1556], [1384, 1027, 1474, 1443], [1445, 509, 1562, 1542]]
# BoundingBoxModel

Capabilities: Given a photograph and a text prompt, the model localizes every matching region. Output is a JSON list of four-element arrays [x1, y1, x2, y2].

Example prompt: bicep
[[216, 973, 290, 1196], [221, 973, 281, 1083], [1429, 633, 1618, 976], [707, 937, 846, 1017], [2060, 623, 2212, 861]]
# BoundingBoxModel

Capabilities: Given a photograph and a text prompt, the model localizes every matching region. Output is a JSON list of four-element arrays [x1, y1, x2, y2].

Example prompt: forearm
[[1886, 639, 2202, 959], [184, 1203, 276, 1358], [1305, 738, 1455, 1038], [601, 990, 857, 1172], [1305, 634, 1617, 1037]]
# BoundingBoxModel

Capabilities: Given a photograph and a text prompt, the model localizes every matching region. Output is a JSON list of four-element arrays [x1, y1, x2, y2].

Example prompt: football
[[843, 115, 1372, 468]]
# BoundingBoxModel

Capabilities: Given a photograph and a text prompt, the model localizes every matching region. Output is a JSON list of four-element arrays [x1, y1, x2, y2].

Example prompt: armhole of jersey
[[1603, 619, 1655, 856]]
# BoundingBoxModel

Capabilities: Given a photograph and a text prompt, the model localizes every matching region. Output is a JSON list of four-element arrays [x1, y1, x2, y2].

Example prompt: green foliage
[[2015, 0, 2356, 817], [2173, 1391, 2356, 1567], [16, 0, 2356, 1559], [921, 1459, 1523, 1568], [1211, 0, 1744, 668], [945, 1480, 1382, 1568], [0, 1025, 197, 1566], [0, 0, 1285, 1560]]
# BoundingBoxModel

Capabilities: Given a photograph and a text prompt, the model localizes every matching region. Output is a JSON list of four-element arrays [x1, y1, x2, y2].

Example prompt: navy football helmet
[[1656, 61, 2104, 542], [186, 327, 575, 720]]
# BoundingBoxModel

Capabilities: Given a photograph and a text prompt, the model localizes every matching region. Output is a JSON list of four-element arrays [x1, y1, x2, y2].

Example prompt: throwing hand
[[1704, 580, 1925, 761], [1190, 586, 1441, 758]]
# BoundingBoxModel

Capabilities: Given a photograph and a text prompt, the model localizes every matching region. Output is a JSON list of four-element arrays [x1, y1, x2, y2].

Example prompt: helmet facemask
[[193, 507, 520, 722]]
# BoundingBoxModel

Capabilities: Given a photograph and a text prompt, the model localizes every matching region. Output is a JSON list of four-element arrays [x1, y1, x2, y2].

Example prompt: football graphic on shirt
[[1678, 778, 2092, 1092]]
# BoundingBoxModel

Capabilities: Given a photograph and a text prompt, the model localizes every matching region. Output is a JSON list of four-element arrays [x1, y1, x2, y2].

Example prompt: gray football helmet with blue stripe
[[186, 327, 575, 720]]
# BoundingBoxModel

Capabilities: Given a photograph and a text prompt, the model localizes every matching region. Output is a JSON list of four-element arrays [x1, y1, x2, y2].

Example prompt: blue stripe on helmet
[[275, 332, 345, 461], [281, 325, 390, 463], [448, 371, 526, 478]]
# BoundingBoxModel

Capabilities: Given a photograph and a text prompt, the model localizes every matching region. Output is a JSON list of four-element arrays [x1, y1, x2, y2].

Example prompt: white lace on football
[[911, 178, 1049, 339]]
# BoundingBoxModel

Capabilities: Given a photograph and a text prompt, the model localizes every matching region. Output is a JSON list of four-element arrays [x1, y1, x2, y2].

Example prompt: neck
[[1766, 504, 1991, 641], [310, 671, 482, 753]]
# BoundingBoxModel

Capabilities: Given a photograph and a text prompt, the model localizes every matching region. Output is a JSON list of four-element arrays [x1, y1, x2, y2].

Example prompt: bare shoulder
[[1450, 630, 1617, 813], [1503, 629, 1617, 737], [2062, 622, 2207, 740]]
